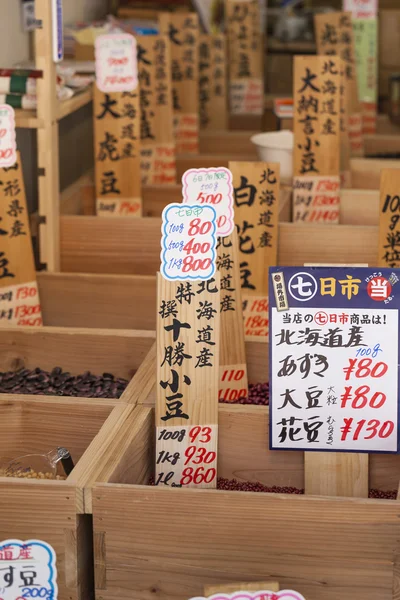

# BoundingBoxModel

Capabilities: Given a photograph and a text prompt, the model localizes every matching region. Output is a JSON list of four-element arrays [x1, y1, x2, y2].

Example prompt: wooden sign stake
[[199, 34, 228, 130]]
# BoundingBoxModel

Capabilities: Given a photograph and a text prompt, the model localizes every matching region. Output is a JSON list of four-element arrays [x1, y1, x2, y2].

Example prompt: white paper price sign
[[0, 539, 57, 600], [0, 106, 16, 168], [161, 203, 217, 281], [182, 167, 234, 237], [95, 34, 138, 93]]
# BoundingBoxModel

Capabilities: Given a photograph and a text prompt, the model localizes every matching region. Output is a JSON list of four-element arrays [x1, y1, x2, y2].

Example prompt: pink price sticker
[[161, 203, 217, 282], [190, 591, 306, 600], [0, 105, 16, 168], [182, 167, 234, 237], [343, 0, 377, 18], [95, 34, 138, 93]]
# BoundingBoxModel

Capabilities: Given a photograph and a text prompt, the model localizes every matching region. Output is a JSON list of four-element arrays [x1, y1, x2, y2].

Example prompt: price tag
[[190, 590, 306, 600], [161, 203, 217, 281], [182, 168, 234, 237], [95, 34, 138, 93], [0, 539, 57, 600], [0, 106, 16, 169]]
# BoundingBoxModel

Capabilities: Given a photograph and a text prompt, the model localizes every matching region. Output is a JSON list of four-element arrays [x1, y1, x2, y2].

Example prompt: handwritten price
[[343, 358, 388, 380], [341, 418, 394, 441]]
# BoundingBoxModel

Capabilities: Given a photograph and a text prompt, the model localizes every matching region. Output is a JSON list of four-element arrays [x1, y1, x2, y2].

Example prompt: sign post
[[293, 56, 341, 223], [315, 11, 364, 157], [199, 34, 228, 130], [94, 34, 142, 217], [230, 161, 280, 338], [378, 169, 400, 269], [0, 152, 42, 327], [137, 35, 176, 185]]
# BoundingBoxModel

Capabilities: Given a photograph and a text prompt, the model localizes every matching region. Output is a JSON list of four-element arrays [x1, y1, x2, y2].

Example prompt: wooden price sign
[[339, 59, 352, 188], [156, 271, 220, 488], [293, 56, 341, 223], [0, 152, 42, 327], [230, 161, 280, 338], [378, 169, 400, 269], [159, 12, 199, 155], [137, 35, 176, 185], [94, 34, 142, 217], [344, 0, 377, 134], [199, 34, 228, 130], [225, 0, 264, 117], [314, 11, 364, 157]]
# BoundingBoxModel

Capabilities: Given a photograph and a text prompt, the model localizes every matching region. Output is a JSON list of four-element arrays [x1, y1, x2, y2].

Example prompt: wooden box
[[86, 342, 400, 600]]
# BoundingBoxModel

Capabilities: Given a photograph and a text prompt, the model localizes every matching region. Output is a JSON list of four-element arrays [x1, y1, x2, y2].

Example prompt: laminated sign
[[0, 539, 57, 600], [269, 266, 400, 453], [190, 591, 306, 600]]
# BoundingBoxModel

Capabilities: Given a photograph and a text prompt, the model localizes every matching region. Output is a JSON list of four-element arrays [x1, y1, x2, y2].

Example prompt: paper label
[[190, 591, 306, 600], [155, 424, 218, 488], [182, 168, 234, 237], [95, 34, 138, 93], [174, 113, 199, 154], [0, 280, 42, 327], [52, 0, 63, 62], [230, 78, 263, 115], [140, 145, 176, 186], [219, 365, 247, 402], [0, 539, 57, 600], [96, 198, 141, 217], [0, 106, 16, 169], [161, 204, 217, 281], [269, 266, 400, 453], [293, 176, 340, 223], [243, 295, 269, 336], [343, 0, 377, 19]]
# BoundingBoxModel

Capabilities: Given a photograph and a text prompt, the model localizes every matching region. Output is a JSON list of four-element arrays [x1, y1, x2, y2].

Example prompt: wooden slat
[[351, 158, 400, 189], [0, 326, 155, 378], [304, 453, 369, 497], [340, 189, 379, 225], [199, 131, 258, 156], [176, 154, 255, 179], [364, 134, 400, 156]]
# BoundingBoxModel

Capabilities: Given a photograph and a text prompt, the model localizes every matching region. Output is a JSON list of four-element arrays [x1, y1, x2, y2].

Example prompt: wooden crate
[[0, 326, 155, 400], [0, 394, 121, 600], [85, 342, 400, 600]]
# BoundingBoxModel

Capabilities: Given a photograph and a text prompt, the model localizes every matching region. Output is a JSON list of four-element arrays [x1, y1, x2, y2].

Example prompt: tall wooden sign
[[339, 59, 352, 188], [137, 35, 176, 185], [0, 153, 42, 327], [378, 169, 400, 269], [199, 34, 228, 130], [315, 11, 364, 157], [217, 229, 248, 402], [156, 274, 220, 488], [159, 12, 199, 154], [225, 0, 264, 118], [293, 56, 341, 223], [230, 161, 280, 337]]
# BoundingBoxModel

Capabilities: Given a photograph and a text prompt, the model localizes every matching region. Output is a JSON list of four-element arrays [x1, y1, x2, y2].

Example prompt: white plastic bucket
[[250, 130, 294, 183]]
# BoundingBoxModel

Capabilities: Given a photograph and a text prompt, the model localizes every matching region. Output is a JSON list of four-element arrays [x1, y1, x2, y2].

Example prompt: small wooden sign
[[137, 35, 176, 185], [0, 152, 42, 327], [156, 273, 220, 488], [230, 161, 280, 337], [225, 0, 264, 117], [217, 230, 248, 403], [314, 11, 364, 157], [293, 55, 341, 223], [378, 169, 400, 269], [93, 86, 142, 217], [339, 59, 352, 188], [159, 12, 199, 155], [199, 34, 228, 130]]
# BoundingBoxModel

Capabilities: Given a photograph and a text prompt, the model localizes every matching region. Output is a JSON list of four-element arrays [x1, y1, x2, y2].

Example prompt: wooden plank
[[137, 35, 176, 185], [0, 152, 42, 327], [378, 169, 400, 268], [364, 134, 400, 156], [199, 130, 257, 156], [37, 272, 157, 330], [93, 85, 142, 217], [199, 34, 228, 131], [205, 581, 280, 595], [156, 274, 220, 488], [0, 326, 154, 378], [305, 452, 369, 497], [293, 56, 341, 223], [340, 189, 379, 225], [351, 157, 400, 189], [159, 12, 199, 154], [60, 217, 381, 275], [92, 482, 400, 600], [225, 0, 264, 117], [176, 154, 255, 179], [57, 86, 93, 121], [217, 230, 248, 403]]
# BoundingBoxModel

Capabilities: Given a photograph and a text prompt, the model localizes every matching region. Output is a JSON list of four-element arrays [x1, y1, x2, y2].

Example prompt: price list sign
[[0, 153, 42, 327], [94, 34, 142, 217], [0, 539, 57, 600], [156, 273, 220, 488], [269, 266, 400, 453], [293, 56, 341, 223], [230, 161, 280, 337], [137, 35, 176, 185], [198, 34, 228, 131]]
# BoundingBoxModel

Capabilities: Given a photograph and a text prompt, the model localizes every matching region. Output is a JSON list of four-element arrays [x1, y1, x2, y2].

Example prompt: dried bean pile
[[0, 367, 129, 398], [219, 382, 269, 405], [0, 469, 65, 480]]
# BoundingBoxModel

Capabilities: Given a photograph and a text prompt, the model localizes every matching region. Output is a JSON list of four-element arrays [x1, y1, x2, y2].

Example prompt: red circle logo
[[314, 311, 328, 325], [367, 277, 392, 301]]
